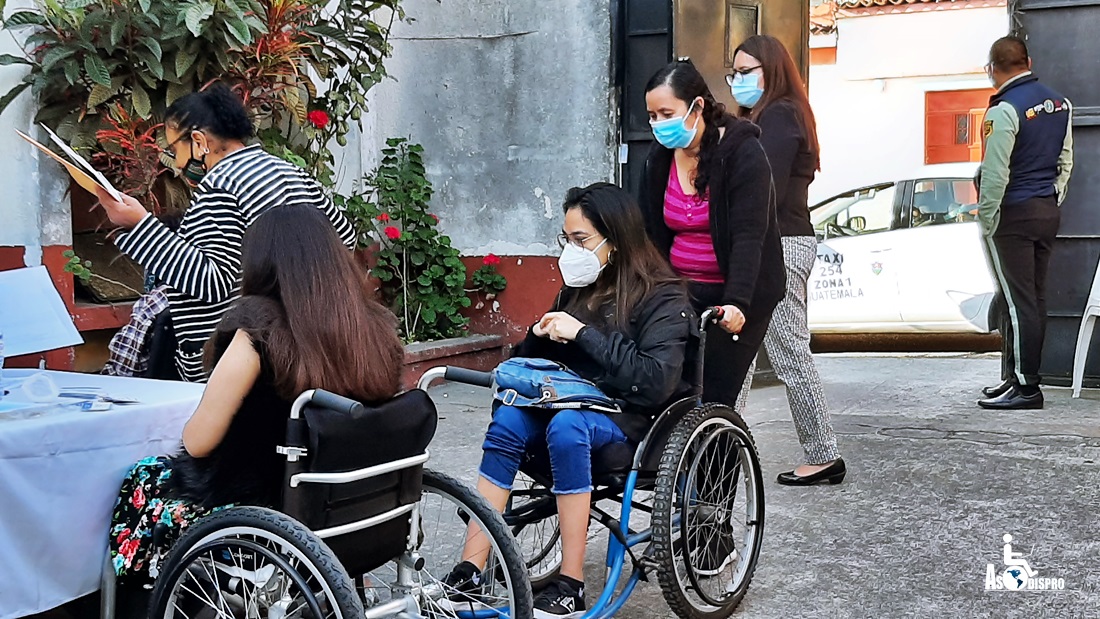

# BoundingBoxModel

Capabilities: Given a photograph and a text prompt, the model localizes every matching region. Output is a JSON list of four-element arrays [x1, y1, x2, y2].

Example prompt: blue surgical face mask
[[650, 100, 700, 150], [731, 73, 764, 108]]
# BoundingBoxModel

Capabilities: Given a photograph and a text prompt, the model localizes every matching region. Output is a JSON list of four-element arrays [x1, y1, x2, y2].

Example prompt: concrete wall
[[364, 0, 616, 256], [0, 0, 71, 266], [808, 6, 1008, 204]]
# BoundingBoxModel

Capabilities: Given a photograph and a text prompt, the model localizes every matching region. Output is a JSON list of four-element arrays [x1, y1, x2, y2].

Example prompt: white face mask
[[558, 238, 608, 288]]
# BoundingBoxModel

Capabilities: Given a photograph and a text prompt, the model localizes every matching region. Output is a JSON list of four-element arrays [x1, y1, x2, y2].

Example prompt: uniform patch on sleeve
[[983, 120, 994, 138]]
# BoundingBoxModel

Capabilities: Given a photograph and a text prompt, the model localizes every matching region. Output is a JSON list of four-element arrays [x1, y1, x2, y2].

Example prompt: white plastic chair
[[1071, 259, 1100, 398]]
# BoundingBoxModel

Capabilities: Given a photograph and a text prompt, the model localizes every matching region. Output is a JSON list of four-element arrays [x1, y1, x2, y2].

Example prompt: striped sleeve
[[116, 190, 247, 304], [319, 189, 357, 248]]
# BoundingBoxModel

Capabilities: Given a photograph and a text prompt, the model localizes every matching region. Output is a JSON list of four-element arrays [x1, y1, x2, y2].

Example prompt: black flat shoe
[[978, 386, 1044, 410], [777, 458, 846, 486], [982, 379, 1015, 399]]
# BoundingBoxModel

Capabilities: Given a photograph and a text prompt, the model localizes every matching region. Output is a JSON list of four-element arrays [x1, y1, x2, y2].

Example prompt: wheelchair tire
[[651, 404, 765, 619], [149, 506, 363, 619]]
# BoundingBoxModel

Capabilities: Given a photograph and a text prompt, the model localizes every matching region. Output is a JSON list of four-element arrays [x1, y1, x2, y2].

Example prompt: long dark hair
[[645, 60, 730, 197], [208, 205, 404, 404], [561, 183, 683, 328], [166, 83, 254, 140], [733, 35, 821, 167]]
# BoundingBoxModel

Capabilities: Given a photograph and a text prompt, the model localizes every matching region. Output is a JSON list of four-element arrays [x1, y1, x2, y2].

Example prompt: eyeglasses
[[556, 232, 601, 249], [160, 128, 196, 159], [725, 65, 762, 86]]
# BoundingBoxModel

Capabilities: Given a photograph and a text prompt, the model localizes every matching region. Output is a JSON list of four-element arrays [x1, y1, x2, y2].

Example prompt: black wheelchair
[[99, 387, 534, 618], [422, 308, 766, 618]]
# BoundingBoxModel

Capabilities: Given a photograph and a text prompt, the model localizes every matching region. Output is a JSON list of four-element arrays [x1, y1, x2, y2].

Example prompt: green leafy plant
[[339, 138, 471, 342], [471, 254, 507, 297], [62, 249, 141, 295], [0, 0, 404, 210]]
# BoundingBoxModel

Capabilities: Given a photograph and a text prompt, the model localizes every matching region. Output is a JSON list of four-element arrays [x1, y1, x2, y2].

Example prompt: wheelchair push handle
[[444, 366, 495, 388], [311, 389, 364, 415], [701, 306, 740, 342]]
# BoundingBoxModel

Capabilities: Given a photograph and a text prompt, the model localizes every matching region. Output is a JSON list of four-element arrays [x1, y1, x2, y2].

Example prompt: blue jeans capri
[[479, 405, 629, 495]]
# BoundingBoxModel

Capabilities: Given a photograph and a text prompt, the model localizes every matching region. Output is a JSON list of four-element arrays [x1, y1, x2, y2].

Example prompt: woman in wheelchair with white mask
[[446, 183, 693, 618], [107, 206, 404, 615]]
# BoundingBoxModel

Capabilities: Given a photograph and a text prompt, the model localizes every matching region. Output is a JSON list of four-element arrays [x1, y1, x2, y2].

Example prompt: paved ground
[[426, 353, 1100, 619], [35, 353, 1099, 619]]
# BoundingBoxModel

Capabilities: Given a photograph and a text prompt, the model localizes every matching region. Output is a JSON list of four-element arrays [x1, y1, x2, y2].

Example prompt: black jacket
[[513, 283, 693, 442], [756, 100, 817, 238], [639, 117, 786, 320]]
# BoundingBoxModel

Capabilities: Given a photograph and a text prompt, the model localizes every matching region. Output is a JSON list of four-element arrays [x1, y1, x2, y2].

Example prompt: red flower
[[116, 528, 132, 545], [377, 213, 390, 223], [483, 254, 501, 267], [307, 110, 330, 129], [130, 487, 146, 510], [430, 214, 440, 223], [384, 226, 401, 240]]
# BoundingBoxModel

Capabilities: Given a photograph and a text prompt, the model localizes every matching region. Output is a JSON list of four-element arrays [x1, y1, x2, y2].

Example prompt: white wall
[[0, 0, 70, 264], [808, 6, 1008, 204]]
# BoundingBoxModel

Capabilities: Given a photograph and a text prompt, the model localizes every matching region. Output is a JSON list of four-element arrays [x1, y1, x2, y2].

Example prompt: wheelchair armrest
[[417, 366, 494, 390]]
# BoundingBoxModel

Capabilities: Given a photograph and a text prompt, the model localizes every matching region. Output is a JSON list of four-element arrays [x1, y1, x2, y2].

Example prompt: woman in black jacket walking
[[640, 59, 785, 412], [447, 183, 692, 618], [728, 35, 845, 486]]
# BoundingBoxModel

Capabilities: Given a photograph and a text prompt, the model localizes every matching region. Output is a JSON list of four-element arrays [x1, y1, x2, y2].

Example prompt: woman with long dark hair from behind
[[727, 35, 845, 486], [108, 206, 404, 615], [445, 183, 692, 618]]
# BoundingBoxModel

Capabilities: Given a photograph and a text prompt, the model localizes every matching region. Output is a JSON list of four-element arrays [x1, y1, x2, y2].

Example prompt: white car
[[806, 163, 997, 334]]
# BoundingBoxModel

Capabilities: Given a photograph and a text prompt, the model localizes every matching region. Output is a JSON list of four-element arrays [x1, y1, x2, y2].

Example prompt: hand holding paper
[[94, 187, 148, 229]]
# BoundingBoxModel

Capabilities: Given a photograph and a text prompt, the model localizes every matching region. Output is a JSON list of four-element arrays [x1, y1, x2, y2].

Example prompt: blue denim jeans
[[480, 405, 629, 495]]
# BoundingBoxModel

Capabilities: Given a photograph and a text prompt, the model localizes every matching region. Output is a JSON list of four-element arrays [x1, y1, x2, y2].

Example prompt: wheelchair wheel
[[505, 473, 562, 590], [651, 404, 765, 619], [364, 469, 534, 619], [149, 506, 363, 618]]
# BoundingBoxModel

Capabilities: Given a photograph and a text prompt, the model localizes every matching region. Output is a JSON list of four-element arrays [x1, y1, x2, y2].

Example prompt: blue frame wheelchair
[[99, 387, 535, 618], [420, 308, 766, 619]]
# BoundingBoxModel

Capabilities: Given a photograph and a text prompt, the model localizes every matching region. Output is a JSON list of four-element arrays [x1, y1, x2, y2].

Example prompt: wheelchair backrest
[[281, 389, 438, 575]]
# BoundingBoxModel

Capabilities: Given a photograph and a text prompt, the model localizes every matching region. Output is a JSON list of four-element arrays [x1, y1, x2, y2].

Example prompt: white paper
[[39, 123, 123, 202], [0, 266, 83, 357]]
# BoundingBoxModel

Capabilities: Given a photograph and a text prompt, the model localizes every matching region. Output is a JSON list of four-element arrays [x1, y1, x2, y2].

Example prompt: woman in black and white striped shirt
[[96, 85, 356, 382]]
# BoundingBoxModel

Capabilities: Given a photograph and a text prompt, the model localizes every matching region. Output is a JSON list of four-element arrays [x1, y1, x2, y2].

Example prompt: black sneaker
[[689, 526, 737, 577], [439, 561, 490, 611], [534, 578, 586, 619]]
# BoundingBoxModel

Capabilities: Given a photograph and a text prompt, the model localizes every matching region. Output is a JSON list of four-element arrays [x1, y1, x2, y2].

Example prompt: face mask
[[182, 141, 208, 187], [558, 238, 608, 288], [731, 73, 764, 108], [650, 100, 700, 150]]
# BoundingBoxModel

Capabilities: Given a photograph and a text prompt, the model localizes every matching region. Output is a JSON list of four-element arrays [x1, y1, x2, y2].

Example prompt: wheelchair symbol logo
[[985, 534, 1066, 591]]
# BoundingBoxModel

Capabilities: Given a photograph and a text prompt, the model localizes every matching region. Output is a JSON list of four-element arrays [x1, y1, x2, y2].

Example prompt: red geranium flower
[[307, 110, 330, 129], [377, 213, 390, 223], [483, 254, 501, 267], [384, 226, 401, 240]]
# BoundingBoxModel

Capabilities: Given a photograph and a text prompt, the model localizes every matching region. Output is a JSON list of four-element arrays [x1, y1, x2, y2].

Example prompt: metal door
[[1013, 0, 1100, 385]]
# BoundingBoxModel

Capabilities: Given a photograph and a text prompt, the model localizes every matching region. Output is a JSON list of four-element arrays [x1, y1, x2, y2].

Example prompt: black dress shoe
[[777, 458, 846, 486], [982, 379, 1015, 399], [978, 386, 1044, 410]]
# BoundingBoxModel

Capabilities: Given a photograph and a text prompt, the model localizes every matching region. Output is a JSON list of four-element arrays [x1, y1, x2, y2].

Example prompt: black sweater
[[513, 284, 693, 442], [640, 116, 786, 319], [756, 100, 817, 238]]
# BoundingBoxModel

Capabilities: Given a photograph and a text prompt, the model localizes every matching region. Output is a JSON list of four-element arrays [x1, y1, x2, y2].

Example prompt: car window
[[909, 178, 979, 228], [812, 184, 897, 239]]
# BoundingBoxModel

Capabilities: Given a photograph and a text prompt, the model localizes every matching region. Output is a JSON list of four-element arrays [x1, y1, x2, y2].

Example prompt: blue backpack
[[493, 358, 622, 414]]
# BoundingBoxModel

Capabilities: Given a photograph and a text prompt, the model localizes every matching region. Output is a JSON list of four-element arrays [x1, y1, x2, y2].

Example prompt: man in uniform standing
[[977, 35, 1073, 410]]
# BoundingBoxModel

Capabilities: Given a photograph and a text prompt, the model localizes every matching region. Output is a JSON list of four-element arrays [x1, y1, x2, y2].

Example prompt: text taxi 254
[[807, 163, 997, 334]]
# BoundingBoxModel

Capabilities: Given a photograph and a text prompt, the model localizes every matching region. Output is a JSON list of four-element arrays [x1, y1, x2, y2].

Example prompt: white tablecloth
[[0, 370, 204, 619]]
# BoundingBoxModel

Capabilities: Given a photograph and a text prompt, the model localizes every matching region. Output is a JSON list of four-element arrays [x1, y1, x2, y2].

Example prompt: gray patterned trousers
[[736, 236, 841, 465]]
